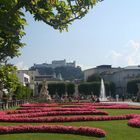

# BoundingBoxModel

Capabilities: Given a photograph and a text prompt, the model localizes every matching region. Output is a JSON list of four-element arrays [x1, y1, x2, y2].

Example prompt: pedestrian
[[122, 94, 125, 102], [91, 95, 95, 102], [116, 94, 119, 102], [95, 97, 100, 103]]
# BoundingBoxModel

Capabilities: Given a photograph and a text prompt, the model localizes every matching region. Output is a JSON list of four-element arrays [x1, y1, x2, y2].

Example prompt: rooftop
[[124, 66, 140, 70]]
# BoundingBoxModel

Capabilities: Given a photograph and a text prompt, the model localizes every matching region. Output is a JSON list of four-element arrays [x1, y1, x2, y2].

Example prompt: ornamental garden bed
[[0, 102, 140, 140]]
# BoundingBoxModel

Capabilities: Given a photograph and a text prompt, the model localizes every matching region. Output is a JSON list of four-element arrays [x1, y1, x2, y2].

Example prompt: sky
[[10, 0, 140, 70]]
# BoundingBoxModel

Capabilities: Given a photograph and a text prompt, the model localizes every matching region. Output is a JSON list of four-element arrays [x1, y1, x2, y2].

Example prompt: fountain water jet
[[100, 79, 107, 101]]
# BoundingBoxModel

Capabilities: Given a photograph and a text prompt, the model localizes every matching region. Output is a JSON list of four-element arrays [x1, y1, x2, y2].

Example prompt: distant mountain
[[30, 66, 84, 81]]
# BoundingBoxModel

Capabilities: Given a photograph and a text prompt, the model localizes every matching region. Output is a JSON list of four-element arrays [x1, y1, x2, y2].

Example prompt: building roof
[[97, 65, 112, 69], [124, 66, 140, 70]]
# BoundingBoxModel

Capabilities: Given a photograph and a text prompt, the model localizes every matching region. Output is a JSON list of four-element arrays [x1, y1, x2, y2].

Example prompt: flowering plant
[[6, 110, 108, 118], [128, 116, 140, 128], [0, 114, 137, 123], [0, 124, 106, 137]]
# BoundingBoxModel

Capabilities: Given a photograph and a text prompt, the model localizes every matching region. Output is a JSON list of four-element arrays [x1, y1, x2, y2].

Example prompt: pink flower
[[0, 125, 106, 137], [128, 116, 140, 128]]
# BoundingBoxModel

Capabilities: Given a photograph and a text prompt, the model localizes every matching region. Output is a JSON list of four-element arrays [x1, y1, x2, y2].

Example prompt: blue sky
[[10, 0, 140, 70]]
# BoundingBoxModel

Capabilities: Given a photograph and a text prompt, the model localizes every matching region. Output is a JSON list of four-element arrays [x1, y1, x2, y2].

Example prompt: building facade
[[17, 69, 64, 96], [84, 65, 140, 95], [16, 71, 30, 86]]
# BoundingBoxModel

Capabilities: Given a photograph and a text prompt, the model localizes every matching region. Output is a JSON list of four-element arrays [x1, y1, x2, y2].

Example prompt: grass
[[0, 109, 140, 140]]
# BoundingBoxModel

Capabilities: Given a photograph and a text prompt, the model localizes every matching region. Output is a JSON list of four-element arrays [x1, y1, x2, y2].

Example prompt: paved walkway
[[104, 101, 140, 106]]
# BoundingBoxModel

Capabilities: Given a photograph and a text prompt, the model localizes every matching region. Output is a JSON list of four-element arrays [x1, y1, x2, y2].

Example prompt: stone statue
[[39, 80, 51, 102]]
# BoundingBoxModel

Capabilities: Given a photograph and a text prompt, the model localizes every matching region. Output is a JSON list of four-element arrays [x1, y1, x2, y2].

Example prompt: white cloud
[[15, 62, 28, 70], [127, 40, 139, 51], [127, 57, 136, 65], [108, 50, 122, 60], [106, 40, 140, 66], [125, 40, 140, 65], [106, 50, 122, 66]]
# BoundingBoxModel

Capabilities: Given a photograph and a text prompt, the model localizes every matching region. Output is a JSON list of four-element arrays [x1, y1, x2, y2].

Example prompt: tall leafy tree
[[0, 64, 19, 95], [66, 83, 75, 96], [87, 74, 101, 82], [0, 0, 103, 63]]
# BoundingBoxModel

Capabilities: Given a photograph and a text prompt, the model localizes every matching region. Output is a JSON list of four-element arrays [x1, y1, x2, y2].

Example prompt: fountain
[[99, 78, 107, 101]]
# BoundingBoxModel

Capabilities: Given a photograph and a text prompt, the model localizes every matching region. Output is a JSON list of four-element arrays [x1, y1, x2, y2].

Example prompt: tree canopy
[[0, 64, 19, 94], [87, 74, 101, 82], [0, 0, 103, 64], [127, 79, 140, 96]]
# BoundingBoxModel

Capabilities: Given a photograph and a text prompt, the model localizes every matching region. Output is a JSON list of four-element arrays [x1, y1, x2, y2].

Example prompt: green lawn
[[0, 109, 140, 140]]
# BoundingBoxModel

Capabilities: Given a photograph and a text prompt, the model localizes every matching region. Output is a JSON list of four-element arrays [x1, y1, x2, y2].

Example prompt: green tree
[[109, 82, 116, 97], [78, 81, 116, 97], [14, 84, 32, 99], [127, 79, 140, 96], [0, 64, 19, 95], [48, 83, 57, 96], [87, 74, 101, 82], [78, 83, 91, 95], [0, 0, 103, 64], [66, 83, 75, 96], [56, 83, 66, 97], [90, 82, 100, 96], [38, 82, 66, 97]]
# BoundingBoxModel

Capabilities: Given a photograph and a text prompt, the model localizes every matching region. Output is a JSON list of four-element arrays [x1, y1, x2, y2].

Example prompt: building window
[[24, 77, 28, 83]]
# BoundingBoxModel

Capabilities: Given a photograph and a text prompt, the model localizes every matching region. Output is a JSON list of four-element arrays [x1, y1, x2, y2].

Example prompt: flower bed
[[0, 125, 106, 137], [21, 103, 59, 107], [6, 110, 108, 117], [0, 112, 6, 115], [128, 116, 140, 128], [0, 114, 136, 123], [7, 108, 96, 114], [0, 102, 140, 137], [19, 103, 140, 110]]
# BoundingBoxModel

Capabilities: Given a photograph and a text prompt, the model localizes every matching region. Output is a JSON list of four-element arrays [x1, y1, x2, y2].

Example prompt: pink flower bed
[[0, 102, 139, 137], [21, 103, 58, 107], [20, 103, 140, 110], [6, 110, 108, 117], [0, 111, 6, 115], [0, 114, 135, 123], [7, 108, 96, 114], [0, 125, 106, 137], [128, 116, 140, 128]]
